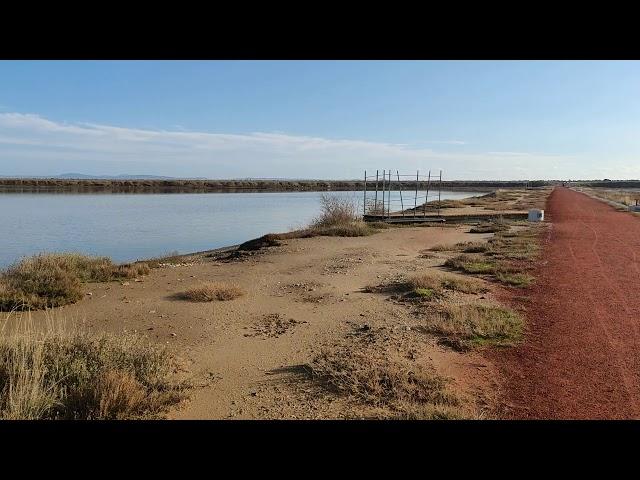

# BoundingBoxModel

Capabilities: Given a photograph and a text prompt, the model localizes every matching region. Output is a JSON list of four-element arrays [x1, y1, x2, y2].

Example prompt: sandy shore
[[26, 224, 502, 419]]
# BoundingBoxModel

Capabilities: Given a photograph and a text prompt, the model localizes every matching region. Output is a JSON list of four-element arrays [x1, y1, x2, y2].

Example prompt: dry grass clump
[[469, 220, 510, 234], [0, 316, 187, 419], [179, 281, 245, 302], [308, 343, 462, 417], [494, 271, 534, 287], [486, 230, 540, 261], [425, 304, 523, 349], [456, 241, 489, 253], [0, 253, 151, 311], [429, 244, 454, 252], [370, 273, 488, 300], [445, 254, 496, 274], [410, 273, 488, 295]]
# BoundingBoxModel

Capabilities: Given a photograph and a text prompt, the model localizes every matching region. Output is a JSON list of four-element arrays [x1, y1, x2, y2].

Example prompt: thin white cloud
[[0, 112, 580, 180]]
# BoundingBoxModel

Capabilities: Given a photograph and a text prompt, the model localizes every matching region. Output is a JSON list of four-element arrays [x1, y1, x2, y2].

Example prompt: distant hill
[[56, 173, 206, 180]]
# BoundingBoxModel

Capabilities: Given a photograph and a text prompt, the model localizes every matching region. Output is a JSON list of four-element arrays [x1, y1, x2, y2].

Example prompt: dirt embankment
[[493, 187, 640, 419]]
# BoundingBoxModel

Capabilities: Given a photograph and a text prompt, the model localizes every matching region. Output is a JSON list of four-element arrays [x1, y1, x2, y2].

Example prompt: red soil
[[494, 187, 640, 419]]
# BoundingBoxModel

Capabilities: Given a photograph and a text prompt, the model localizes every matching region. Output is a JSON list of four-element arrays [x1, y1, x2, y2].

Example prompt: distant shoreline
[[0, 178, 550, 193]]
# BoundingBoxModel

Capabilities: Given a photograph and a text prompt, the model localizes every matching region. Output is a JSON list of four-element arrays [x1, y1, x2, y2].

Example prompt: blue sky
[[1, 60, 639, 179]]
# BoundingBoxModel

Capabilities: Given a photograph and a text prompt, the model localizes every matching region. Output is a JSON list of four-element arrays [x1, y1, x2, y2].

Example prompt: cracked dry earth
[[29, 225, 501, 419]]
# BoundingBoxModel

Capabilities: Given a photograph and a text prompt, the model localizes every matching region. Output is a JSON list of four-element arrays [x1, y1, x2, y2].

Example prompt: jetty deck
[[363, 208, 529, 224]]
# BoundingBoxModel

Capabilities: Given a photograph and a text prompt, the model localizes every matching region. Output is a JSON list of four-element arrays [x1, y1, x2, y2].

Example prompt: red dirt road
[[495, 187, 640, 419]]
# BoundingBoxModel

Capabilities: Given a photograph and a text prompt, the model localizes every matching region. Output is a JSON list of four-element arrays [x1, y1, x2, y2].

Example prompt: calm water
[[0, 190, 485, 267]]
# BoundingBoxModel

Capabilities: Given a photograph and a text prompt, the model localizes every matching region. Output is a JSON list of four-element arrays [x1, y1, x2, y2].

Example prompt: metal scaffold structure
[[362, 169, 444, 222]]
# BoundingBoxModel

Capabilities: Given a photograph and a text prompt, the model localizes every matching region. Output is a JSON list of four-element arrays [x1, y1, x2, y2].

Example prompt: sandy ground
[[26, 225, 502, 419]]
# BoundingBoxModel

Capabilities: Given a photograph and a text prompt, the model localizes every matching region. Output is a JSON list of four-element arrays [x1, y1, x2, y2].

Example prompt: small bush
[[0, 253, 151, 311], [179, 281, 245, 302], [307, 195, 374, 237], [312, 195, 359, 228], [2, 257, 83, 310]]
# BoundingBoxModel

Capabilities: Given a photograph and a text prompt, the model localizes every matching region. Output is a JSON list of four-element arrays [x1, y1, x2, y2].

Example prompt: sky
[[0, 60, 639, 180]]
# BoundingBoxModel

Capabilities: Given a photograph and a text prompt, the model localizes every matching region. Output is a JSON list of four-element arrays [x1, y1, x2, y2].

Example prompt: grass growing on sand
[[307, 343, 467, 419], [179, 281, 245, 302], [0, 314, 187, 419], [424, 304, 523, 349], [469, 221, 510, 234], [0, 253, 150, 311], [494, 271, 534, 287], [445, 254, 496, 274], [309, 195, 376, 237]]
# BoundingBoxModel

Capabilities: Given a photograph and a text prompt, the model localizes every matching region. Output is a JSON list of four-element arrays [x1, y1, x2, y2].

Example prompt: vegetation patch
[[469, 221, 510, 234], [178, 281, 245, 302], [424, 304, 523, 349], [494, 271, 534, 287], [429, 244, 454, 252], [456, 241, 489, 253], [0, 321, 188, 419], [0, 253, 150, 311], [307, 343, 464, 418], [445, 254, 496, 274]]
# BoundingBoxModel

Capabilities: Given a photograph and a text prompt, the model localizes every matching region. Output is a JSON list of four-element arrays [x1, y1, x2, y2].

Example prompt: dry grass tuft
[[494, 271, 534, 287], [425, 304, 523, 349], [469, 218, 510, 234], [0, 314, 187, 419], [308, 343, 462, 416], [179, 281, 245, 302], [456, 241, 489, 253], [429, 244, 454, 252], [445, 254, 496, 274]]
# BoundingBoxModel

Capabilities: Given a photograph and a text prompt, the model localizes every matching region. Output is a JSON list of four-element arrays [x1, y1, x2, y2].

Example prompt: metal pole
[[374, 170, 379, 216], [397, 170, 404, 217], [381, 169, 386, 218], [438, 170, 442, 217], [363, 170, 367, 216], [424, 170, 431, 218], [414, 170, 418, 218], [387, 170, 392, 219]]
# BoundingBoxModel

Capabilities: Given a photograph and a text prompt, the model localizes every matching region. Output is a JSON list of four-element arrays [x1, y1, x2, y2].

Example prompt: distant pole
[[387, 170, 392, 219], [363, 170, 367, 216], [381, 169, 386, 218], [397, 170, 404, 217], [374, 170, 379, 215], [438, 170, 442, 217], [424, 170, 431, 218], [414, 170, 419, 218]]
